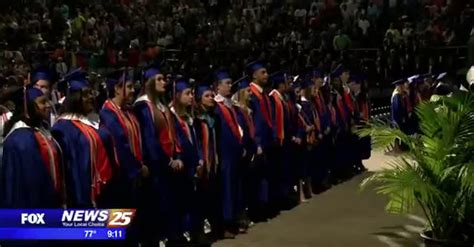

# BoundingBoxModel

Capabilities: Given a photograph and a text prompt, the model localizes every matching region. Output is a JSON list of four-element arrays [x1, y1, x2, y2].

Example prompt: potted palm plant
[[358, 91, 474, 247]]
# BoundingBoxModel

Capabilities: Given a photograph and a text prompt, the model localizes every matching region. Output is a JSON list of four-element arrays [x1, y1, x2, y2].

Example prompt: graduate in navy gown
[[330, 68, 353, 180], [1, 86, 64, 208], [232, 78, 257, 232], [170, 78, 205, 244], [30, 68, 58, 125], [309, 70, 332, 192], [99, 71, 149, 244], [52, 70, 117, 208], [268, 72, 293, 207], [347, 75, 370, 173], [391, 78, 410, 134], [133, 65, 184, 244], [286, 80, 307, 203], [100, 71, 148, 206], [299, 79, 321, 198], [246, 61, 275, 218], [213, 70, 245, 238], [193, 83, 220, 239]]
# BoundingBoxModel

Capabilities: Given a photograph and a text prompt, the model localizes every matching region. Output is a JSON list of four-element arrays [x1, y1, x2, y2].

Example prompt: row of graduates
[[390, 72, 448, 137], [0, 61, 371, 246]]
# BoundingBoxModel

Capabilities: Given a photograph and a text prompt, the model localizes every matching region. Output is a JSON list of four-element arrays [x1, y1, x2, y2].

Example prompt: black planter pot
[[420, 231, 473, 247]]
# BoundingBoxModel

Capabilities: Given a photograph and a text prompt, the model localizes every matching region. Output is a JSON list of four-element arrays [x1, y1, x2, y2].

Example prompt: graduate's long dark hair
[[59, 90, 88, 116], [3, 87, 44, 138], [144, 77, 167, 105]]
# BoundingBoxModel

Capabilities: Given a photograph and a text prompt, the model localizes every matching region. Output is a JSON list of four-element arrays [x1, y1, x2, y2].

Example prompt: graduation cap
[[105, 68, 133, 91], [331, 64, 348, 78], [323, 76, 330, 86], [246, 60, 266, 76], [8, 86, 44, 118], [308, 69, 324, 79], [31, 69, 52, 86], [215, 69, 232, 82], [194, 72, 215, 98], [290, 81, 301, 90], [348, 75, 359, 84], [282, 70, 293, 82], [58, 68, 89, 95], [433, 82, 453, 96], [143, 64, 162, 81], [436, 72, 447, 81], [174, 77, 192, 94], [270, 71, 286, 88], [407, 74, 420, 84], [196, 84, 212, 98], [26, 87, 44, 102], [301, 79, 314, 89], [230, 74, 250, 91], [392, 78, 407, 86], [420, 73, 434, 80]]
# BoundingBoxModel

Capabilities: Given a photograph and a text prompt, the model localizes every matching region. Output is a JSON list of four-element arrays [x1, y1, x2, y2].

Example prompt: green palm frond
[[359, 92, 474, 241]]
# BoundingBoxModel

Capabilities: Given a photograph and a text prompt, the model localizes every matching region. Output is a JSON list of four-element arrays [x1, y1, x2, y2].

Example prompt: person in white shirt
[[358, 15, 370, 36]]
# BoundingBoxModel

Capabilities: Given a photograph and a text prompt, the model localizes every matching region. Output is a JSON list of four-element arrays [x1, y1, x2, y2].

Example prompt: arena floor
[[214, 150, 426, 247]]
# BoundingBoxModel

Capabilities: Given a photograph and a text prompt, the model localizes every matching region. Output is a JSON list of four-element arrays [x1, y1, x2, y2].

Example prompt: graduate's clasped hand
[[170, 159, 184, 171]]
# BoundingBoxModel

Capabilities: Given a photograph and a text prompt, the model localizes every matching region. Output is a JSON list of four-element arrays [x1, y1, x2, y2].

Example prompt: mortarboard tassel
[[24, 72, 31, 119], [23, 86, 29, 119], [122, 67, 128, 100]]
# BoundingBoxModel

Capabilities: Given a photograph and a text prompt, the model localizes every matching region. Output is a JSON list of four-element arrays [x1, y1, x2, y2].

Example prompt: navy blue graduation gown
[[214, 101, 244, 222], [314, 91, 331, 134], [300, 99, 321, 179], [193, 113, 219, 224], [171, 110, 200, 233], [391, 91, 409, 133], [269, 91, 293, 198], [172, 112, 199, 179], [233, 105, 255, 214], [194, 114, 218, 178], [0, 127, 62, 208], [249, 84, 274, 149], [234, 106, 256, 157], [99, 102, 144, 211], [99, 106, 142, 180], [133, 98, 181, 240], [269, 91, 291, 144], [51, 118, 117, 208], [300, 98, 321, 139]]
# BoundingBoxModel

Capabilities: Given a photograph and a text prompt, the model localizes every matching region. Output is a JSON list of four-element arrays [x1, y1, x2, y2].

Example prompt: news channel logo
[[20, 209, 136, 228]]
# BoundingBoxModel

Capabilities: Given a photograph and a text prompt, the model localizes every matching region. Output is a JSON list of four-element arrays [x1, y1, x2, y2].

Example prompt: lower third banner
[[0, 228, 126, 240]]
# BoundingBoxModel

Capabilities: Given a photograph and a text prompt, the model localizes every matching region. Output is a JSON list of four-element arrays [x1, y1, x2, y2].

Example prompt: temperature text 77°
[[84, 230, 97, 238]]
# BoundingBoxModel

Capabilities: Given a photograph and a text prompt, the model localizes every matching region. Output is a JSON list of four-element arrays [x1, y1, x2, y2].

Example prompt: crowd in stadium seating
[[0, 0, 473, 87]]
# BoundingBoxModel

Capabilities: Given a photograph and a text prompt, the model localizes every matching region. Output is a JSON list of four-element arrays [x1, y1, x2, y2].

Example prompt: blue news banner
[[0, 209, 136, 240]]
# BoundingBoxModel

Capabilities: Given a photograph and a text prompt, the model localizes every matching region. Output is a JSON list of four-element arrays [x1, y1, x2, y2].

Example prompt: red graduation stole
[[343, 89, 354, 114], [336, 94, 348, 124], [103, 100, 143, 165], [200, 121, 216, 173], [241, 108, 255, 140], [405, 94, 413, 114], [71, 121, 113, 206], [270, 92, 287, 145], [145, 101, 181, 158], [309, 104, 321, 133], [250, 83, 272, 128], [298, 110, 316, 145], [314, 91, 326, 115], [175, 114, 193, 144], [200, 122, 210, 167], [217, 102, 242, 143], [33, 130, 62, 193], [358, 97, 369, 121], [328, 104, 337, 125]]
